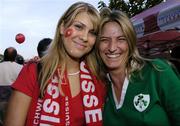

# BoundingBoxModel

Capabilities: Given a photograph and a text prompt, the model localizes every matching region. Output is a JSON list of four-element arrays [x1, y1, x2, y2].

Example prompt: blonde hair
[[38, 2, 100, 97], [96, 8, 145, 80]]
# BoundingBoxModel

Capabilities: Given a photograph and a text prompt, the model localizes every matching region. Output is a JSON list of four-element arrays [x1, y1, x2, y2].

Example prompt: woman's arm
[[4, 90, 31, 126]]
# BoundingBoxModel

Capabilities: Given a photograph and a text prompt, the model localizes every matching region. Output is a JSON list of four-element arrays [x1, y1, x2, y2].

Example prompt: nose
[[80, 30, 88, 42], [108, 39, 117, 53]]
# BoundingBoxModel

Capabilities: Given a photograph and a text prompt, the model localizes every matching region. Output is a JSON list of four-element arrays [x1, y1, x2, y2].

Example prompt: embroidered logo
[[133, 93, 150, 112]]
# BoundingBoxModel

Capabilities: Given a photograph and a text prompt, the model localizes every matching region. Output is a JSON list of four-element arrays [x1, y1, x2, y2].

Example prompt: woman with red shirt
[[4, 2, 106, 126]]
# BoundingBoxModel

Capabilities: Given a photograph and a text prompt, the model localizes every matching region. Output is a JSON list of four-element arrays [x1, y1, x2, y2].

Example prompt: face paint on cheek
[[65, 28, 73, 38]]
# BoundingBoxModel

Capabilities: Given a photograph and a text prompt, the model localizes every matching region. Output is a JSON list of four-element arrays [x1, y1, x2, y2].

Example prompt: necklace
[[68, 71, 80, 76]]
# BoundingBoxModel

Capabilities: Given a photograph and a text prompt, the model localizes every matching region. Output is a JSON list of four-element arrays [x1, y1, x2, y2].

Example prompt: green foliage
[[98, 0, 163, 17]]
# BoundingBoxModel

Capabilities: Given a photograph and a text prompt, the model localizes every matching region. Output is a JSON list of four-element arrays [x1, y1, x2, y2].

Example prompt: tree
[[98, 0, 163, 17]]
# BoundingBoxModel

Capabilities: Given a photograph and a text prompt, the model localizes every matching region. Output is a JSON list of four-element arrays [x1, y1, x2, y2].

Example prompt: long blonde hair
[[96, 8, 145, 80], [38, 2, 100, 97]]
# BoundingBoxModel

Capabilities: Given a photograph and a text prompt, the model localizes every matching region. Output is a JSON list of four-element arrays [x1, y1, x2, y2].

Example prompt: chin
[[106, 64, 120, 70]]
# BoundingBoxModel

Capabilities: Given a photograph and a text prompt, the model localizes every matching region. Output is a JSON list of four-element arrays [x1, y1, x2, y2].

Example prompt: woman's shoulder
[[12, 62, 39, 97], [22, 62, 38, 73], [18, 62, 38, 81], [150, 58, 168, 65], [24, 62, 37, 68], [147, 58, 170, 70], [146, 58, 180, 78]]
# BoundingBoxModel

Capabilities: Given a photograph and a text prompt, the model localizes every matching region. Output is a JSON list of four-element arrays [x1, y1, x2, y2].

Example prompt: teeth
[[106, 54, 120, 58]]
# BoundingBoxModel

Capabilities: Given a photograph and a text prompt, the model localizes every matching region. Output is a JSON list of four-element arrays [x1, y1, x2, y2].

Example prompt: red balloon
[[15, 33, 25, 44]]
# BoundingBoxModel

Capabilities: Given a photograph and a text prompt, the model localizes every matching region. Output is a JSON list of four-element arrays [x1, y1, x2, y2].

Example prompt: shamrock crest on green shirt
[[133, 93, 150, 112]]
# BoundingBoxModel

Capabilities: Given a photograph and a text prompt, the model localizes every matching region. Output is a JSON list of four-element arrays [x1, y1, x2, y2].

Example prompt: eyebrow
[[100, 36, 110, 38], [74, 21, 86, 27], [74, 20, 94, 30], [100, 35, 126, 38]]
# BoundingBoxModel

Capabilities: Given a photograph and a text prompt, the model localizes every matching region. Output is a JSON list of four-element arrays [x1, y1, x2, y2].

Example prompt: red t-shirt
[[12, 63, 85, 126]]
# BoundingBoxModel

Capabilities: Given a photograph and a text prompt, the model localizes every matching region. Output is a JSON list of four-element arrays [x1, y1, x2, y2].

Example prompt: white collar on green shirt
[[107, 73, 129, 109]]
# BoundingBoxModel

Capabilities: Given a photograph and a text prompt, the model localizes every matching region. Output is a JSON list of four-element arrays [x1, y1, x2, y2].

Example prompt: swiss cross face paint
[[65, 28, 73, 38]]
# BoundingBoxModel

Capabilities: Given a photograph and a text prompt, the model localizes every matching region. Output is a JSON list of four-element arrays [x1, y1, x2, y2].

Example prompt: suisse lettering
[[40, 79, 60, 124], [47, 83, 59, 99], [83, 95, 98, 107], [82, 80, 95, 93], [80, 62, 102, 123], [85, 109, 102, 123]]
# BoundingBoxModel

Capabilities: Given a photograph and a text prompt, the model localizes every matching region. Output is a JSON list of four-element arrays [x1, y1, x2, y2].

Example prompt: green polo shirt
[[103, 59, 180, 126]]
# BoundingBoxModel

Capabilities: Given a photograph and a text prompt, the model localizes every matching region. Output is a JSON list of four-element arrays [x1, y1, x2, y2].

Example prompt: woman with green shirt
[[96, 8, 180, 126]]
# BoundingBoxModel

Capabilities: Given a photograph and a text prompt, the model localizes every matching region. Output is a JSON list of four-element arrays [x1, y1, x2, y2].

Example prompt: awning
[[131, 0, 180, 38], [138, 30, 180, 43]]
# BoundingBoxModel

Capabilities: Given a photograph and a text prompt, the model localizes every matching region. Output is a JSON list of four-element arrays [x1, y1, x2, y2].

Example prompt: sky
[[0, 0, 109, 59]]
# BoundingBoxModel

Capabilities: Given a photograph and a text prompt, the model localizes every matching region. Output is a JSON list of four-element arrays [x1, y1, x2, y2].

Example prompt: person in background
[[37, 38, 52, 58], [0, 47, 22, 85], [96, 8, 180, 126], [0, 47, 23, 125], [27, 38, 52, 63], [5, 2, 106, 126], [15, 55, 25, 65]]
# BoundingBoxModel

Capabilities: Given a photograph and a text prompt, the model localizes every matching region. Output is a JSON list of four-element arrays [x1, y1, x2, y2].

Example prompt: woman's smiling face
[[99, 21, 129, 71], [61, 11, 97, 60]]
